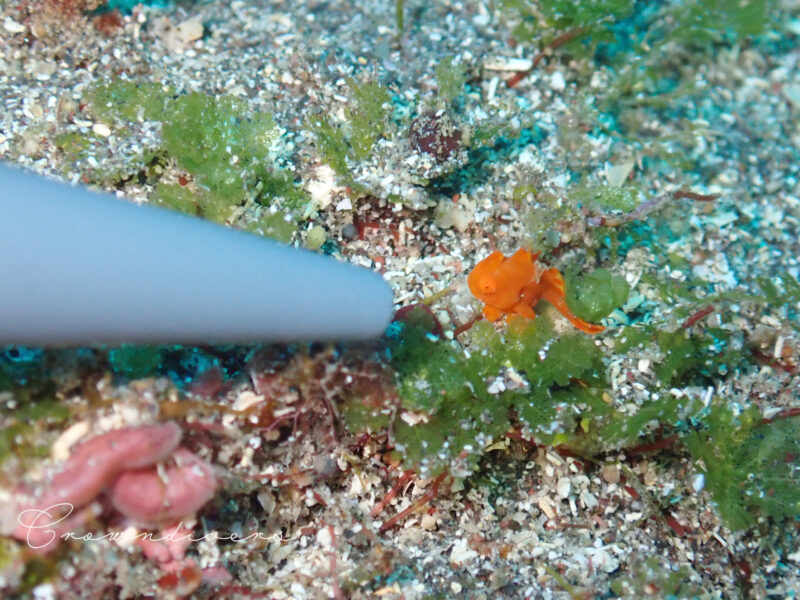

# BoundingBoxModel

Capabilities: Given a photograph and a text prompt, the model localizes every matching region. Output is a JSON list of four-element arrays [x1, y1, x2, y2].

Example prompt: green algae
[[685, 404, 800, 530], [306, 115, 351, 179], [243, 208, 298, 244], [435, 56, 468, 105], [757, 274, 800, 331], [575, 184, 641, 214], [379, 317, 607, 474], [153, 181, 199, 216], [340, 246, 748, 482], [53, 131, 98, 162], [653, 328, 723, 385], [345, 78, 392, 161], [495, 0, 635, 54], [668, 0, 771, 44], [107, 345, 163, 380], [0, 378, 68, 465], [304, 224, 327, 251], [496, 0, 773, 59], [565, 267, 629, 322], [610, 556, 704, 598], [341, 251, 794, 527], [161, 93, 279, 202], [54, 127, 162, 187], [520, 190, 578, 251], [83, 79, 307, 240], [307, 78, 392, 182], [87, 80, 173, 124]]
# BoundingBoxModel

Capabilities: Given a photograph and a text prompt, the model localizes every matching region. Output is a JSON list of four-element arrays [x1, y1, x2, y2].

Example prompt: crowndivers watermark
[[17, 503, 282, 551]]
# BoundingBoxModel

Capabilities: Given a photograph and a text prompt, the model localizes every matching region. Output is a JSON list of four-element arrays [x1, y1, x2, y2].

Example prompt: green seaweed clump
[[667, 0, 770, 45], [107, 345, 163, 380], [53, 131, 98, 163], [308, 78, 391, 181], [87, 80, 173, 124], [576, 184, 641, 214], [435, 56, 468, 106], [0, 370, 68, 465], [757, 274, 800, 332], [592, 318, 743, 448], [610, 556, 704, 598], [520, 189, 580, 251], [161, 93, 284, 219], [565, 267, 629, 322], [84, 79, 308, 240], [598, 392, 699, 449], [654, 326, 740, 385], [495, 0, 635, 54], [307, 115, 350, 178], [344, 79, 392, 161], [495, 0, 771, 58], [153, 181, 199, 216], [611, 319, 741, 390], [379, 316, 608, 474], [684, 404, 800, 531]]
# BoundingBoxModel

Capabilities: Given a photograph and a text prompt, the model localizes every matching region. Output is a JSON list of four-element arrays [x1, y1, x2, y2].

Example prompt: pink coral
[[38, 422, 182, 509], [110, 448, 218, 528], [12, 421, 216, 555]]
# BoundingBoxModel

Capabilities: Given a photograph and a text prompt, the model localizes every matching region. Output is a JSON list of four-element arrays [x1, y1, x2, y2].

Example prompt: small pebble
[[602, 464, 621, 484], [341, 223, 358, 240], [550, 71, 566, 91], [92, 123, 112, 137], [690, 473, 705, 493]]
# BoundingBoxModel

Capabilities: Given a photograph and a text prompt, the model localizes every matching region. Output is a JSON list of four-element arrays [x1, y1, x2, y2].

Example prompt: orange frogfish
[[467, 249, 605, 334]]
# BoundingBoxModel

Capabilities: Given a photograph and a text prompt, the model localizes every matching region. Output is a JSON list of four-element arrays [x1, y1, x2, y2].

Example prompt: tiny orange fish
[[467, 249, 604, 334]]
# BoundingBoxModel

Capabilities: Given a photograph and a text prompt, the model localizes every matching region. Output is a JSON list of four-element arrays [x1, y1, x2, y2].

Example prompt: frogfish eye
[[479, 277, 496, 294]]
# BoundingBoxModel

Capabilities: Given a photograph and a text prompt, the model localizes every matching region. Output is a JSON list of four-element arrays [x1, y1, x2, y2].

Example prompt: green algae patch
[[153, 182, 199, 216], [84, 79, 308, 240], [757, 274, 800, 331], [345, 78, 392, 161], [88, 80, 173, 124], [435, 56, 468, 105], [496, 0, 771, 63], [611, 556, 704, 598], [244, 208, 297, 244], [53, 131, 98, 162], [521, 190, 580, 251], [654, 329, 708, 384], [307, 78, 392, 181], [162, 93, 281, 203], [654, 327, 740, 386], [0, 374, 68, 465], [565, 267, 629, 322], [574, 184, 641, 214], [685, 404, 800, 530], [304, 225, 327, 251], [54, 128, 162, 187], [669, 0, 771, 44], [496, 0, 634, 54], [107, 345, 163, 380], [382, 317, 608, 474], [339, 392, 392, 436], [306, 116, 351, 179], [599, 390, 701, 448]]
